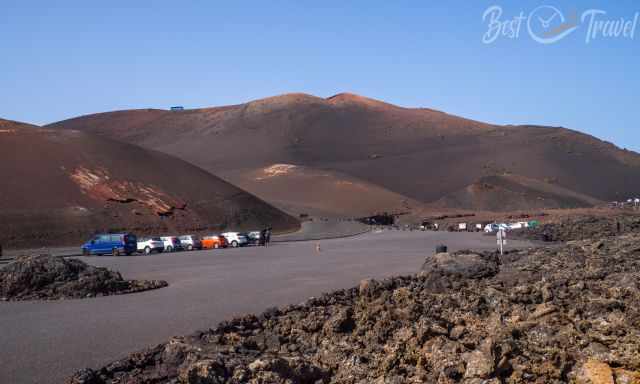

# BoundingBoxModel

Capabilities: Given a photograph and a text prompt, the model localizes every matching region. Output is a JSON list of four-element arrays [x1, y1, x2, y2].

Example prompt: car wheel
[[166, 246, 173, 252], [82, 248, 89, 256], [214, 243, 219, 249], [187, 244, 193, 251], [113, 248, 120, 256], [231, 240, 238, 248], [144, 246, 151, 255]]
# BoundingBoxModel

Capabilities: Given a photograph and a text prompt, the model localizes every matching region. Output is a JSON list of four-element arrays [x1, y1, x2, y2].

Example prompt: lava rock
[[512, 214, 640, 242], [0, 254, 167, 301], [420, 252, 499, 279]]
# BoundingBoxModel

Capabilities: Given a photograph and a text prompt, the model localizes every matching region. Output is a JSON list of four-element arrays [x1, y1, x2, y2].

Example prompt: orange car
[[201, 235, 228, 249]]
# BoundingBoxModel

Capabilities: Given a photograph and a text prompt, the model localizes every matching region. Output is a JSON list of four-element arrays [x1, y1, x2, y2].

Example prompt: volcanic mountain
[[47, 93, 640, 214], [434, 174, 603, 212], [0, 119, 298, 248]]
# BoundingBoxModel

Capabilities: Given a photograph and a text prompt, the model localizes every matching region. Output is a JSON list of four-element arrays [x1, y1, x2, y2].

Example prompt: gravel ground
[[0, 231, 532, 384]]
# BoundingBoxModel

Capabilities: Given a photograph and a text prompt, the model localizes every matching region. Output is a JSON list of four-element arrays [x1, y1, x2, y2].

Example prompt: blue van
[[81, 233, 137, 256]]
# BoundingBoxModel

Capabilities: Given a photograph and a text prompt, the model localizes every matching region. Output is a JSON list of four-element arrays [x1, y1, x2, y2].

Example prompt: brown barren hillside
[[48, 93, 640, 212], [434, 174, 603, 212], [0, 119, 298, 248], [224, 164, 425, 218]]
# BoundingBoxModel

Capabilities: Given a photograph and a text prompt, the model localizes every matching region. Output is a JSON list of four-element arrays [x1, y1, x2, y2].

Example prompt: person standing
[[259, 229, 267, 246], [265, 227, 272, 247]]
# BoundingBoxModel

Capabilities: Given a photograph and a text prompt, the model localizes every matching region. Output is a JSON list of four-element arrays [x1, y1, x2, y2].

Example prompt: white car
[[484, 224, 498, 233], [508, 222, 529, 230], [137, 237, 165, 254], [484, 223, 510, 233], [221, 232, 249, 248], [160, 236, 183, 252]]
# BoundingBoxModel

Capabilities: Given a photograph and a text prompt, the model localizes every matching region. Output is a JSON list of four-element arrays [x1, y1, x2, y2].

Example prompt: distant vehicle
[[82, 233, 137, 256], [170, 106, 184, 111], [160, 236, 183, 252], [221, 232, 249, 248], [484, 223, 509, 233], [246, 231, 262, 246], [508, 222, 529, 230], [178, 235, 202, 251], [483, 224, 496, 233], [201, 235, 228, 249], [420, 221, 437, 231], [137, 237, 165, 254]]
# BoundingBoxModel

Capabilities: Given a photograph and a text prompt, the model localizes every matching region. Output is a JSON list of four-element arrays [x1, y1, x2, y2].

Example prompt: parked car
[[419, 221, 437, 231], [201, 235, 228, 249], [508, 222, 529, 230], [137, 237, 165, 254], [484, 223, 509, 233], [246, 231, 262, 246], [484, 224, 497, 233], [221, 232, 249, 248], [178, 235, 202, 251], [160, 236, 183, 252], [82, 233, 137, 256]]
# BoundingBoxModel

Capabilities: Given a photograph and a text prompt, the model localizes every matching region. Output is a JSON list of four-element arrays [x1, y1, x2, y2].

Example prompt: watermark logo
[[527, 5, 578, 44], [483, 5, 639, 44]]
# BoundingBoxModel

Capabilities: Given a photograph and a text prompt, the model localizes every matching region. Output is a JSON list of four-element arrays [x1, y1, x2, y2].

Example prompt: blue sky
[[1, 0, 638, 151]]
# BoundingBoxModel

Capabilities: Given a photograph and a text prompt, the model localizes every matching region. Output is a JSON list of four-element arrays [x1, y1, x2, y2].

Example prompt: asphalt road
[[272, 219, 369, 242], [0, 230, 533, 384]]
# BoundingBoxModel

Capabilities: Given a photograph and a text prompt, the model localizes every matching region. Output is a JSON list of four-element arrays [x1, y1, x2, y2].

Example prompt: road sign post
[[497, 229, 507, 255]]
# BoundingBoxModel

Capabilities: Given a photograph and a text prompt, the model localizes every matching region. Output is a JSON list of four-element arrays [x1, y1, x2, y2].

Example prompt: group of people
[[259, 227, 272, 246]]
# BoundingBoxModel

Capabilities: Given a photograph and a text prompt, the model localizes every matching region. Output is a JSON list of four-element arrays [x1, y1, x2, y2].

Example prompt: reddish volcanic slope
[[434, 174, 603, 212], [0, 119, 298, 248], [224, 163, 425, 218], [47, 93, 640, 212]]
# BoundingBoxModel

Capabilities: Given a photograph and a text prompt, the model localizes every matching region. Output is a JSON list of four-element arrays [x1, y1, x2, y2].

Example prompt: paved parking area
[[0, 230, 533, 384]]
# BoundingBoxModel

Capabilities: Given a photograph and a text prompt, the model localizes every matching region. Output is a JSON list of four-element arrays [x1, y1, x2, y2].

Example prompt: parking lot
[[0, 230, 534, 384]]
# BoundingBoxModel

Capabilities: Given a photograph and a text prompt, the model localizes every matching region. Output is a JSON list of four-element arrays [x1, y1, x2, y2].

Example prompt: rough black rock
[[0, 255, 168, 301], [512, 214, 640, 242]]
